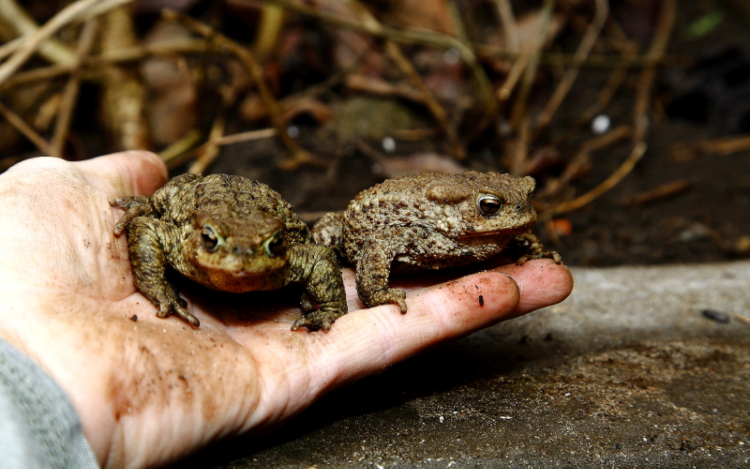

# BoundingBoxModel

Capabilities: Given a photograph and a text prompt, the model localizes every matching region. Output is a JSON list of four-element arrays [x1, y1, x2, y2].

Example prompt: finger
[[492, 259, 573, 318], [74, 150, 167, 199], [308, 270, 520, 390]]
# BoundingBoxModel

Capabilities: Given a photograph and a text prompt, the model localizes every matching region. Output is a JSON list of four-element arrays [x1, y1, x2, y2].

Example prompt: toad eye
[[263, 230, 285, 258], [477, 194, 502, 214], [201, 225, 222, 251]]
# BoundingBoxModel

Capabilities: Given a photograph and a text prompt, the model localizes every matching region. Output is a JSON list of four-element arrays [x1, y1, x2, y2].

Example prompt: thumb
[[74, 150, 167, 199]]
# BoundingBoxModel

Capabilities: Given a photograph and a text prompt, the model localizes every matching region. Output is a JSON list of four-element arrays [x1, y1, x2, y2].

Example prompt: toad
[[313, 171, 561, 312], [111, 173, 347, 331]]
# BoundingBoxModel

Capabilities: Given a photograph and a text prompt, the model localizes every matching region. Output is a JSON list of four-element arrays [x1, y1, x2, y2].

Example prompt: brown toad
[[111, 173, 347, 331], [313, 171, 561, 312]]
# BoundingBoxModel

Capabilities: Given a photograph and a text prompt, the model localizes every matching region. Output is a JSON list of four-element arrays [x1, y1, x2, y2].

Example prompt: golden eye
[[263, 230, 285, 258], [477, 194, 502, 214], [201, 225, 221, 251]]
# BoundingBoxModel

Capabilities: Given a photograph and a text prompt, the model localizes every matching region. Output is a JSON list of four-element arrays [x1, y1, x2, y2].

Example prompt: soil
[[196, 0, 750, 269]]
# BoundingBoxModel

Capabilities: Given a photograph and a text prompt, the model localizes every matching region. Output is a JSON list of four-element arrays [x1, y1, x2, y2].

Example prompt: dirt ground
[[196, 0, 750, 268]]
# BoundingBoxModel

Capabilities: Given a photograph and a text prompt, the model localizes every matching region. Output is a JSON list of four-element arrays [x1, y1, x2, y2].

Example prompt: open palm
[[0, 151, 572, 469]]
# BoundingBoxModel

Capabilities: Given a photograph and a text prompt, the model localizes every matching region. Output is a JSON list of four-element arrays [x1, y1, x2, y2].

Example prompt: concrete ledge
[[191, 261, 750, 468]]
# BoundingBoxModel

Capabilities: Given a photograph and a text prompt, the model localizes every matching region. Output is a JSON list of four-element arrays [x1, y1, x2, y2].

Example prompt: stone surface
[[177, 261, 750, 468]]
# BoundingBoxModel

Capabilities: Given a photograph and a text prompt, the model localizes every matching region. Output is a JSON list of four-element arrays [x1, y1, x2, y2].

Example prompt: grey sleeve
[[0, 339, 99, 469]]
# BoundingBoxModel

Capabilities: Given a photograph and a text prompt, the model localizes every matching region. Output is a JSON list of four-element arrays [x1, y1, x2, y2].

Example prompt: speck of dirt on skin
[[130, 315, 138, 322], [478, 295, 484, 306]]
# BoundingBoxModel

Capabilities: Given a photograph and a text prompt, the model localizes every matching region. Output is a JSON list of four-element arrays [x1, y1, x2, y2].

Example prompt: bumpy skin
[[111, 173, 347, 331], [313, 171, 561, 312]]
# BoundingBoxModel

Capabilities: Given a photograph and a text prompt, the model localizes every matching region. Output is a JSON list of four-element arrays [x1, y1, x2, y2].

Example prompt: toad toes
[[313, 171, 561, 312], [111, 173, 347, 331]]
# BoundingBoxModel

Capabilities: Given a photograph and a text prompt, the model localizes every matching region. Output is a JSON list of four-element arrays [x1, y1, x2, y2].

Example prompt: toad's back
[[152, 173, 310, 244]]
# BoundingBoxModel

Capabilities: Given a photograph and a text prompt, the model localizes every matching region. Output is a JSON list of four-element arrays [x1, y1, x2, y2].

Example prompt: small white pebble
[[287, 125, 300, 138], [382, 136, 396, 153], [439, 416, 445, 423], [444, 48, 461, 66], [565, 392, 572, 397], [591, 114, 610, 134]]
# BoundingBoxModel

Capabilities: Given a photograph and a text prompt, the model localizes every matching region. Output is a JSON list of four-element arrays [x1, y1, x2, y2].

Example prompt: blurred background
[[1, 0, 749, 266]]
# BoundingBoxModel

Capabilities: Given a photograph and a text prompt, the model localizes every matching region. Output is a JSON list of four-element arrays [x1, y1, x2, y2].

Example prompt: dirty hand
[[0, 152, 572, 469]]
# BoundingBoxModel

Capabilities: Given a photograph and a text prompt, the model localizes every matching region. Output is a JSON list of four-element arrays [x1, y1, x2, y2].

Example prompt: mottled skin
[[111, 173, 347, 331], [313, 171, 561, 312]]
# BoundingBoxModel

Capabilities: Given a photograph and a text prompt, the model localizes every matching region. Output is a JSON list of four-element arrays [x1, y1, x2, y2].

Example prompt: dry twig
[[159, 129, 202, 168], [671, 135, 750, 161], [541, 124, 632, 198], [535, 0, 609, 132], [0, 0, 76, 65], [543, 142, 647, 219], [213, 128, 277, 146], [633, 0, 676, 144], [100, 5, 151, 150], [493, 0, 519, 53], [255, 3, 285, 61], [0, 0, 133, 86], [508, 0, 555, 175], [2, 40, 209, 89], [384, 41, 463, 158], [190, 115, 226, 174], [619, 179, 691, 206], [0, 100, 55, 156], [164, 128, 277, 170], [51, 17, 99, 156], [496, 53, 529, 101]]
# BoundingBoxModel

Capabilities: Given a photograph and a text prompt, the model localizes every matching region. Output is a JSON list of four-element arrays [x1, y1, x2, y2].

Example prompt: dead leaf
[[345, 74, 423, 102], [372, 152, 465, 178], [388, 0, 457, 36], [514, 11, 566, 52], [140, 21, 198, 145], [240, 94, 334, 123]]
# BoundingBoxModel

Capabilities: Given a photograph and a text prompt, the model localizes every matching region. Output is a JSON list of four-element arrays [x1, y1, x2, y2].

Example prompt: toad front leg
[[354, 233, 408, 313], [287, 244, 348, 332], [514, 231, 562, 265], [123, 217, 200, 327]]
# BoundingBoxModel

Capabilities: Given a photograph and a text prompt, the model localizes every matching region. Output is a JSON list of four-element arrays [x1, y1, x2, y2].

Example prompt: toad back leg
[[110, 196, 154, 236], [125, 217, 200, 327], [286, 244, 348, 332]]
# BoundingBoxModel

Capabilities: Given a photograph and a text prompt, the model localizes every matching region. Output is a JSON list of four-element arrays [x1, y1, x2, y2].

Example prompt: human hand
[[0, 152, 572, 469]]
